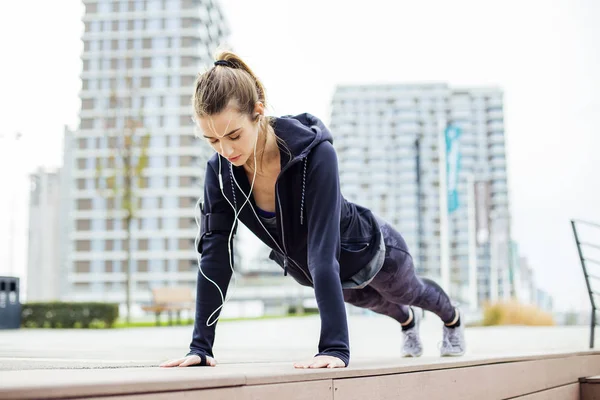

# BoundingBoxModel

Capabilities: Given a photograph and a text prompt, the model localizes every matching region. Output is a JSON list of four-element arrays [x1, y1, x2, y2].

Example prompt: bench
[[141, 286, 194, 326], [2, 352, 600, 399]]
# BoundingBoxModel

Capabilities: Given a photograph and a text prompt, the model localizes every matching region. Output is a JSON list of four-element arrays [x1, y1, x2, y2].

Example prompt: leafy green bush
[[21, 302, 119, 329]]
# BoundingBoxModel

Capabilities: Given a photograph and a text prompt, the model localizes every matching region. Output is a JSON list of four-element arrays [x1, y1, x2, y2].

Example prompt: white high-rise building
[[68, 0, 230, 311], [330, 83, 511, 307], [26, 167, 63, 302], [25, 126, 74, 302]]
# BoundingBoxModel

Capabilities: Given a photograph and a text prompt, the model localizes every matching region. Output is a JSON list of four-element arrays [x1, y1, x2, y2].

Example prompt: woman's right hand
[[159, 355, 216, 367]]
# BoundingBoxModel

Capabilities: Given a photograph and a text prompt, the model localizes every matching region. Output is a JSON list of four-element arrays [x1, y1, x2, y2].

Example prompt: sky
[[0, 0, 599, 312]]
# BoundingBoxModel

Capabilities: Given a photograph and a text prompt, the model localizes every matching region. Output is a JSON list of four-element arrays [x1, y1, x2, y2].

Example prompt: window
[[98, 1, 110, 13], [76, 240, 91, 251], [165, 115, 178, 128], [143, 197, 158, 208], [147, 0, 161, 11], [154, 56, 168, 69], [150, 259, 163, 273], [75, 261, 90, 273], [164, 196, 177, 208], [166, 18, 179, 29], [113, 260, 122, 273], [92, 239, 104, 252], [151, 135, 165, 147], [134, 0, 144, 11], [74, 282, 90, 291], [81, 118, 94, 129], [178, 260, 190, 272], [142, 217, 158, 229], [145, 95, 158, 109], [148, 18, 161, 30], [86, 3, 98, 14], [171, 55, 181, 69], [91, 218, 105, 231], [153, 76, 166, 89], [137, 260, 148, 272], [76, 219, 91, 230], [150, 238, 162, 251], [181, 75, 195, 86]]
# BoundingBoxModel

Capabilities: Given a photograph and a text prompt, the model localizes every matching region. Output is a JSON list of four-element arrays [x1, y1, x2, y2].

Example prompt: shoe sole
[[440, 350, 465, 357], [402, 352, 423, 358]]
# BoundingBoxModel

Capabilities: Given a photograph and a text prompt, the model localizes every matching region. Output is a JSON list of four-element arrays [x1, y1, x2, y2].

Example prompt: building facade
[[26, 167, 62, 301], [329, 83, 511, 307], [68, 0, 230, 313]]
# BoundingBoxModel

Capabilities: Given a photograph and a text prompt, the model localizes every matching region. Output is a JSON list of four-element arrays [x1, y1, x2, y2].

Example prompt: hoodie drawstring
[[300, 157, 308, 225], [228, 162, 238, 210]]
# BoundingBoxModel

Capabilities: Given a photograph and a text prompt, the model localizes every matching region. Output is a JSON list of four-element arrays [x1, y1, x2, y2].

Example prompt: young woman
[[160, 51, 465, 370]]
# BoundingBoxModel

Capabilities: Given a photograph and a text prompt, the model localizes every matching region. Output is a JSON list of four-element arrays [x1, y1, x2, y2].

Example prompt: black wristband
[[186, 352, 211, 366]]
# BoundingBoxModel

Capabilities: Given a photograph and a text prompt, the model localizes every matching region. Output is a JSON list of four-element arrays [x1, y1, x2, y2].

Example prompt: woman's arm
[[304, 142, 350, 367], [186, 161, 236, 365]]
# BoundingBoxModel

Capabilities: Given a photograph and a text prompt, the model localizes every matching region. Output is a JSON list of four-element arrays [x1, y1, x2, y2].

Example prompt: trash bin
[[0, 276, 21, 329]]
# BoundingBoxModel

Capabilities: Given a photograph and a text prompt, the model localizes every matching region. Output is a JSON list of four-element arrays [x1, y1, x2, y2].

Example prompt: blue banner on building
[[446, 125, 462, 213]]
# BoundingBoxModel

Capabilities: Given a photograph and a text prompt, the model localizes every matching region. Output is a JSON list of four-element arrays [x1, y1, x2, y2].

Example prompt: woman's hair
[[193, 50, 266, 120], [192, 50, 290, 167]]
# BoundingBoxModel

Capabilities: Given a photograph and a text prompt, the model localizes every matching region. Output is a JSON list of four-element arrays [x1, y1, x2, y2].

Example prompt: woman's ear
[[254, 101, 265, 117]]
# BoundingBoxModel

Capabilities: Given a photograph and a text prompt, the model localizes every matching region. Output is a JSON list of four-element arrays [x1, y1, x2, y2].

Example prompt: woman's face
[[198, 106, 261, 167]]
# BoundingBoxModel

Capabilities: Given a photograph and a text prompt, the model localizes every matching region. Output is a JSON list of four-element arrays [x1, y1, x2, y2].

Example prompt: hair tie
[[214, 60, 234, 68]]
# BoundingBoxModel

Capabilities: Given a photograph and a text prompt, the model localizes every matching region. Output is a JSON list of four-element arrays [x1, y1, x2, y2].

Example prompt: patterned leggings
[[342, 216, 456, 324]]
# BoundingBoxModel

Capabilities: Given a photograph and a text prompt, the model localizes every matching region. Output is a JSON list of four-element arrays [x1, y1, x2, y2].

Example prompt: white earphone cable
[[194, 117, 261, 326]]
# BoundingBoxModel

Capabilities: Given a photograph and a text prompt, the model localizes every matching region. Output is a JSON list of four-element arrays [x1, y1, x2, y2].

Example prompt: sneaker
[[440, 310, 466, 357], [401, 307, 423, 357]]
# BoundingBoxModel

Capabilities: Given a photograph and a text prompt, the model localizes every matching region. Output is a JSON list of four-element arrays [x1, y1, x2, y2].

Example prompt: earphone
[[194, 114, 262, 327]]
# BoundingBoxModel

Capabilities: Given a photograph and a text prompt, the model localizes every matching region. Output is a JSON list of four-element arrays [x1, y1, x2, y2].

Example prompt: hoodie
[[188, 113, 383, 367]]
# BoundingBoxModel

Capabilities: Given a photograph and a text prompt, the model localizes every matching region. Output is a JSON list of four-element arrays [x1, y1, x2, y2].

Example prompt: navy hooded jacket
[[188, 113, 382, 367]]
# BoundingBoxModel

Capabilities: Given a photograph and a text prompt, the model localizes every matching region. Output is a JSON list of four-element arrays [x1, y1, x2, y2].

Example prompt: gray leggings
[[342, 217, 456, 324]]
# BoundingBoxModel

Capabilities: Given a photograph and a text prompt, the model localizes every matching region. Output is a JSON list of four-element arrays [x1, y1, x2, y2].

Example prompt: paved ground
[[0, 314, 594, 371]]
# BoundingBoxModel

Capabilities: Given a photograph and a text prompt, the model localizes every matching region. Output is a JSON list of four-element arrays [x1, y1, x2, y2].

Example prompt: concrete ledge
[[510, 383, 579, 399], [580, 374, 600, 399], [2, 351, 600, 399]]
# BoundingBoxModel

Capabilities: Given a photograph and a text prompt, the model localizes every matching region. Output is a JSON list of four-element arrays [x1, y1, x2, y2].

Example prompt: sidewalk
[[0, 314, 593, 371]]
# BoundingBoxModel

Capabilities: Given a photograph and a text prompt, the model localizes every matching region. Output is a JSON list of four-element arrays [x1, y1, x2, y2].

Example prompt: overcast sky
[[1, 0, 599, 312]]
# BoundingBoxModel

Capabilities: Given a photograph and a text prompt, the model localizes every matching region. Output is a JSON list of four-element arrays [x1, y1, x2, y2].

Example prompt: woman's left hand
[[294, 355, 346, 369]]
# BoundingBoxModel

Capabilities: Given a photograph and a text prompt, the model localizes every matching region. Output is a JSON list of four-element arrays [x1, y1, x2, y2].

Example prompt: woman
[[160, 51, 465, 369]]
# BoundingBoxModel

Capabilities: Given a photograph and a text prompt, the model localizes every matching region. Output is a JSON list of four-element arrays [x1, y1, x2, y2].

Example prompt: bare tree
[[95, 76, 150, 324]]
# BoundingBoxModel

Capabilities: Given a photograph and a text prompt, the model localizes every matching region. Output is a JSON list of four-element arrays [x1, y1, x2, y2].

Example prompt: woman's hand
[[294, 355, 346, 369], [159, 355, 216, 368]]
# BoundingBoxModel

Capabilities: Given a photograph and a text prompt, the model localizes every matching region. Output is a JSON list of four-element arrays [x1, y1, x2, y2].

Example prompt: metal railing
[[571, 219, 600, 348]]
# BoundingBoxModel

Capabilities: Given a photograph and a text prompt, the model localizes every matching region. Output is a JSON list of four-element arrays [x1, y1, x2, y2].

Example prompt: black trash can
[[0, 276, 21, 329]]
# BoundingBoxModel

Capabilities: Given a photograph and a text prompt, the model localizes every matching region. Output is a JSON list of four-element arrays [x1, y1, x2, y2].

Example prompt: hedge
[[21, 302, 119, 329], [482, 300, 554, 326]]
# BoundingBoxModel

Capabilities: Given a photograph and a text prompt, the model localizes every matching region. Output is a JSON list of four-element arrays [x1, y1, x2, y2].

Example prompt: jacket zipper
[[275, 156, 313, 284], [275, 185, 312, 284], [238, 157, 312, 284]]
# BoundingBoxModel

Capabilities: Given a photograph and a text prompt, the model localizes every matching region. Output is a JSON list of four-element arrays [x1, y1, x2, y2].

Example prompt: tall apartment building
[[69, 0, 230, 312], [516, 255, 537, 306], [330, 83, 511, 307], [26, 167, 62, 301], [59, 127, 76, 299]]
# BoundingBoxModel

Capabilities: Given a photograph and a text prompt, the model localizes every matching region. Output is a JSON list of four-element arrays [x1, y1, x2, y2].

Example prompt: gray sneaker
[[440, 311, 466, 357], [402, 307, 423, 357]]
